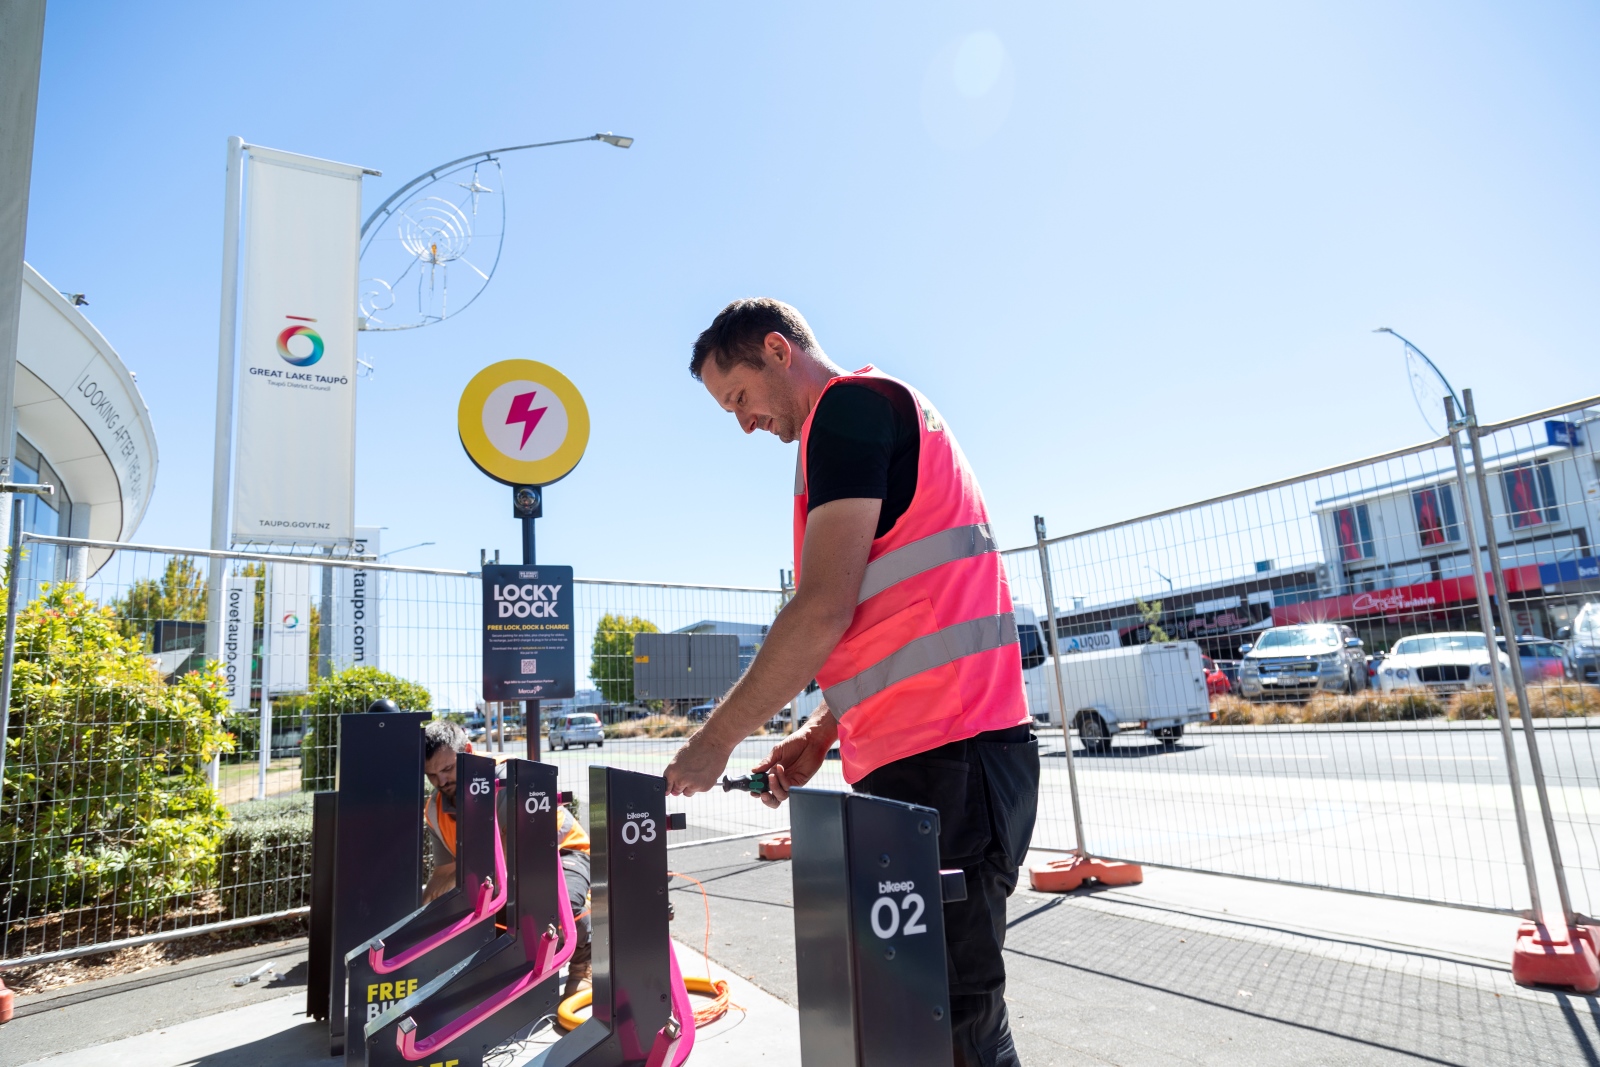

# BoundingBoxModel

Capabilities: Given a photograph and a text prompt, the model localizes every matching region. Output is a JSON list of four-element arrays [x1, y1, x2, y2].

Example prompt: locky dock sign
[[481, 564, 575, 701]]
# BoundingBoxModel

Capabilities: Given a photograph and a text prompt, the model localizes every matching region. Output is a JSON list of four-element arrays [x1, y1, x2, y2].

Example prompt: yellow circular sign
[[457, 360, 591, 486]]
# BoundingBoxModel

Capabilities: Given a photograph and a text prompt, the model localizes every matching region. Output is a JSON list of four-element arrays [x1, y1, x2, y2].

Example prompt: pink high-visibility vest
[[793, 366, 1028, 782]]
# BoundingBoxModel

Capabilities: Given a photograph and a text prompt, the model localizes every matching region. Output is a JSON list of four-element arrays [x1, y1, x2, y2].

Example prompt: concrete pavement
[[8, 844, 1600, 1065]]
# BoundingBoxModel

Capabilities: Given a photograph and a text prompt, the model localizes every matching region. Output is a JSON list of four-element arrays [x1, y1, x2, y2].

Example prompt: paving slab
[[9, 836, 1600, 1066], [2, 937, 311, 1067]]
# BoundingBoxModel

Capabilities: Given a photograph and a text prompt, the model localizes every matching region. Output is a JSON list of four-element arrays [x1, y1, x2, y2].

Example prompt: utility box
[[632, 633, 740, 700]]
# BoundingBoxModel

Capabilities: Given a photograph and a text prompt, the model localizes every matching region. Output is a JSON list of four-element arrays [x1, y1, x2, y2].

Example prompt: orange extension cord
[[555, 871, 734, 1031]]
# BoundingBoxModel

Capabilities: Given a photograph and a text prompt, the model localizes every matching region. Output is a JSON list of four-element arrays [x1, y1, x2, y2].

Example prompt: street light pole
[[359, 132, 633, 241]]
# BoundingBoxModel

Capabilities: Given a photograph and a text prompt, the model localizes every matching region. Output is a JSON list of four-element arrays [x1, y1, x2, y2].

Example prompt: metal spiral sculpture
[[359, 159, 506, 332]]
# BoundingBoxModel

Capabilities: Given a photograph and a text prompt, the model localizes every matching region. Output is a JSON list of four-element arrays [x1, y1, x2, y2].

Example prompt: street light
[[1146, 566, 1174, 592], [1373, 327, 1462, 435], [360, 132, 634, 238], [357, 132, 634, 333], [379, 541, 436, 561]]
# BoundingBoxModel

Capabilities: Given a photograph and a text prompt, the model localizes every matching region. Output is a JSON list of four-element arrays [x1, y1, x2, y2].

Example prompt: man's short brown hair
[[424, 719, 468, 761], [689, 298, 819, 381]]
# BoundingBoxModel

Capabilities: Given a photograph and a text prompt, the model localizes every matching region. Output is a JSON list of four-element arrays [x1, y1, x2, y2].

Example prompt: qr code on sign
[[521, 658, 537, 675]]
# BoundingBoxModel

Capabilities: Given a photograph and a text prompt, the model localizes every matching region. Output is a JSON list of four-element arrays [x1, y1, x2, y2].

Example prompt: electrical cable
[[553, 871, 736, 1031]]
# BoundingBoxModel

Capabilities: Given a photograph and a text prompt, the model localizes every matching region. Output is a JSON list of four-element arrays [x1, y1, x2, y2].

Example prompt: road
[[526, 720, 1600, 917]]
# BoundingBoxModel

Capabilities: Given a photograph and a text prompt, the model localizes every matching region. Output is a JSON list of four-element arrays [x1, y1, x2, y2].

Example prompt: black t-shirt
[[804, 380, 920, 539]]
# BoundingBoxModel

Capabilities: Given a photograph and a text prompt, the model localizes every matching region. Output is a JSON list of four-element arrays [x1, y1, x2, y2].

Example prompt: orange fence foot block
[[0, 976, 12, 1024], [1029, 855, 1143, 893], [1512, 923, 1600, 993], [758, 834, 792, 861]]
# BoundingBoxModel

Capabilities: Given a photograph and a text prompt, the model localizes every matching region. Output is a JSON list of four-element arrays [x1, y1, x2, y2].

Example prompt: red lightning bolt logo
[[505, 391, 548, 449]]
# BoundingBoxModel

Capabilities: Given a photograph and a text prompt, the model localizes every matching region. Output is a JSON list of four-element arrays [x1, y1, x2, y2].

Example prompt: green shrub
[[299, 666, 432, 792], [0, 584, 232, 921], [217, 793, 314, 919]]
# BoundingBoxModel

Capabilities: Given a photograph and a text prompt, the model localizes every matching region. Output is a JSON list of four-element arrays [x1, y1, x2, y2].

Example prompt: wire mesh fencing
[[1464, 399, 1600, 921], [2, 393, 1596, 965], [0, 537, 791, 965], [1001, 395, 1600, 916]]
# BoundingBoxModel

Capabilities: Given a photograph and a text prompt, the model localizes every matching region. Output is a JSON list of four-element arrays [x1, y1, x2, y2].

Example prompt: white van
[[1014, 604, 1210, 752]]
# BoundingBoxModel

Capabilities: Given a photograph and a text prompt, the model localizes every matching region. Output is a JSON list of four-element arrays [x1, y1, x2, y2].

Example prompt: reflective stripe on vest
[[824, 612, 1018, 716], [856, 522, 998, 604]]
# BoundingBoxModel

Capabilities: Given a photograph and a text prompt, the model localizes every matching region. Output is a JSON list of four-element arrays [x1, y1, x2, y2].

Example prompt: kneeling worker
[[664, 299, 1040, 1067], [421, 719, 593, 998]]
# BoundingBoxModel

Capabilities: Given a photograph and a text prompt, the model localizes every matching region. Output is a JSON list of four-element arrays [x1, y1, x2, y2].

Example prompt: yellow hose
[[556, 975, 731, 1032]]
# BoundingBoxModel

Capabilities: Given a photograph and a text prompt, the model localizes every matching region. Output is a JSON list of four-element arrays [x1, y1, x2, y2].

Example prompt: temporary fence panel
[[0, 537, 796, 965], [1003, 424, 1569, 915], [1465, 400, 1600, 921], [5, 394, 1596, 963]]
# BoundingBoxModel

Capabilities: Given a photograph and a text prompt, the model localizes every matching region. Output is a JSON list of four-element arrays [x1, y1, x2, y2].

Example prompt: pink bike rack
[[396, 851, 579, 1061], [368, 785, 509, 976]]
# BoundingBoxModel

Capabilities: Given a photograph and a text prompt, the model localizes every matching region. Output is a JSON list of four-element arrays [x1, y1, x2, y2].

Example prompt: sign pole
[[516, 484, 542, 761]]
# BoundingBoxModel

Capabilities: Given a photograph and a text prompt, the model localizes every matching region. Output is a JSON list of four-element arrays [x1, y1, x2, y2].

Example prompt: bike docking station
[[364, 756, 573, 1067], [789, 787, 968, 1067], [317, 708, 431, 1058], [526, 765, 693, 1067]]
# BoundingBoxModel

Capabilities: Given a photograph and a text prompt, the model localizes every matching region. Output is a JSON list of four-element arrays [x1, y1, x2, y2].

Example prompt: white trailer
[[1022, 639, 1211, 752]]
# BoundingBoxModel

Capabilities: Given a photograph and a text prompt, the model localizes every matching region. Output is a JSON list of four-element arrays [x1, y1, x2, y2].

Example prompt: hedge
[[218, 793, 314, 919], [299, 666, 432, 792]]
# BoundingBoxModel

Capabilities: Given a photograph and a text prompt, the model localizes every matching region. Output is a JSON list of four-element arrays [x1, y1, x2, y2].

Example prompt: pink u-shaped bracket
[[396, 848, 580, 1061], [644, 941, 698, 1067], [368, 782, 510, 975]]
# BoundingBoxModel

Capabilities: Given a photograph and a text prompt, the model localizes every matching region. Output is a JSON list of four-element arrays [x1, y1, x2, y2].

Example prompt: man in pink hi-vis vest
[[664, 298, 1039, 1067]]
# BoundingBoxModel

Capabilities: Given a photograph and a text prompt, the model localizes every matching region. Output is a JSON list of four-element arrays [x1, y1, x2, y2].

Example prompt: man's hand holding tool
[[747, 709, 838, 809]]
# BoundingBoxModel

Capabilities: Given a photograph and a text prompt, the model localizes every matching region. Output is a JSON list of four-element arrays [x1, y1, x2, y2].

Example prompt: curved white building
[[12, 262, 157, 579]]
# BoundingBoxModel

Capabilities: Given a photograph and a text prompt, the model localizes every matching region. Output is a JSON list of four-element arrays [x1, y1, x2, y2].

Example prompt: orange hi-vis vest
[[794, 366, 1029, 783], [425, 779, 590, 857]]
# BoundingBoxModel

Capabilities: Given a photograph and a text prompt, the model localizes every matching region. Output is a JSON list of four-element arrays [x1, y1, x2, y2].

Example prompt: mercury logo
[[481, 380, 569, 461], [277, 315, 324, 367]]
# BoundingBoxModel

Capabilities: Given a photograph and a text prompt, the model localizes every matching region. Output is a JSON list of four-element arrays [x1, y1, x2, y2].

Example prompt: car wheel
[[1154, 725, 1183, 749], [1078, 712, 1112, 755]]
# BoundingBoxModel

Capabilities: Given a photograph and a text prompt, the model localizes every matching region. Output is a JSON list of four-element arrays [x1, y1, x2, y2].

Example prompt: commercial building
[[1039, 404, 1599, 657], [9, 263, 157, 585]]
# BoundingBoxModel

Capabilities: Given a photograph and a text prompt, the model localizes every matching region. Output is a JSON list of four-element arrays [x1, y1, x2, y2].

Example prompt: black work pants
[[853, 725, 1040, 1067]]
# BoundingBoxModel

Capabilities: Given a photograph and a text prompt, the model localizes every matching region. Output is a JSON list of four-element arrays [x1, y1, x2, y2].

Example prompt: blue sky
[[22, 1, 1600, 587]]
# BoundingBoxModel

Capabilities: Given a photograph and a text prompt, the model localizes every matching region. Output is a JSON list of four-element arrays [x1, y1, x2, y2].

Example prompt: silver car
[[1238, 623, 1367, 700], [548, 712, 604, 750]]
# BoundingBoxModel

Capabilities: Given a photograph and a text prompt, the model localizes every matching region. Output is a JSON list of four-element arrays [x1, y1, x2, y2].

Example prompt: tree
[[1136, 597, 1171, 643], [299, 666, 433, 791], [111, 557, 208, 649], [591, 614, 659, 705], [1, 583, 232, 921]]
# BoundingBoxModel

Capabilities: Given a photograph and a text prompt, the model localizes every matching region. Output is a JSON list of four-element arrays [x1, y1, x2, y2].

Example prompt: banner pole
[[205, 136, 245, 665], [258, 564, 273, 802]]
